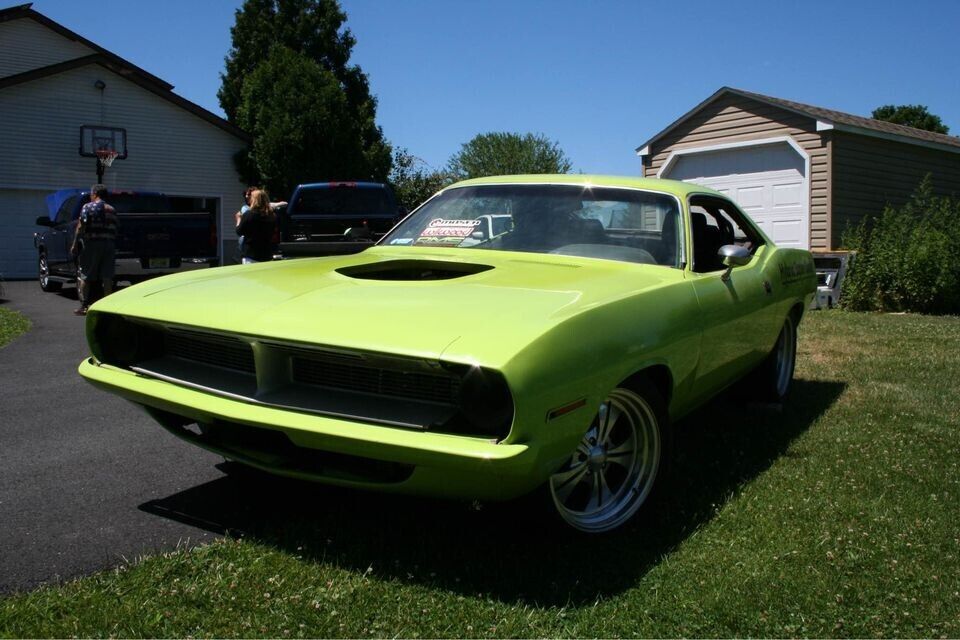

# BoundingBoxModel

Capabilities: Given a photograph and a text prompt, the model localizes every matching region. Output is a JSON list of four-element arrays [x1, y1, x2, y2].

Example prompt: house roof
[[0, 3, 250, 142], [637, 86, 960, 156]]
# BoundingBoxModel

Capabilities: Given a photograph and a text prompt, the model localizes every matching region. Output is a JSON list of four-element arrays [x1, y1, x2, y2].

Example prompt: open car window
[[689, 196, 764, 273], [382, 184, 684, 268]]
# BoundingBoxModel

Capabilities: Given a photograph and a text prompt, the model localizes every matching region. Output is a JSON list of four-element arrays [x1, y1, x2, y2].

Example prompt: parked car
[[34, 189, 219, 292], [278, 181, 402, 258], [79, 175, 816, 532]]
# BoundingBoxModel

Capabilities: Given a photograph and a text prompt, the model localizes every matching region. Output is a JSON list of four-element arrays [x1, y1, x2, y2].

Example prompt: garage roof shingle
[[638, 87, 960, 155]]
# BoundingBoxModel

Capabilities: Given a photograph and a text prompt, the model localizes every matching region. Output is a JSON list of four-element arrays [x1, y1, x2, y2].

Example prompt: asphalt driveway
[[0, 279, 226, 593]]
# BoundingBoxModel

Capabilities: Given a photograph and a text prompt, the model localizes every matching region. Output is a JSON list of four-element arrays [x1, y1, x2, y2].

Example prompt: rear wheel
[[549, 383, 666, 533], [38, 252, 61, 292], [754, 314, 798, 402]]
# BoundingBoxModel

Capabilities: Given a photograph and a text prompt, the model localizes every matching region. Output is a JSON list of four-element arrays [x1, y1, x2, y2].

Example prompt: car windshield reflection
[[382, 184, 683, 267]]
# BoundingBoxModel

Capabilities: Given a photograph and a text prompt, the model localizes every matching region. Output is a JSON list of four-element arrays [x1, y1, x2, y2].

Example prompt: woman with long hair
[[236, 188, 278, 264]]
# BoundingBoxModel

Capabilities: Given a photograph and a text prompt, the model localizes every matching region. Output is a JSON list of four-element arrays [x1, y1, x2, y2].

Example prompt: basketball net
[[96, 148, 119, 168]]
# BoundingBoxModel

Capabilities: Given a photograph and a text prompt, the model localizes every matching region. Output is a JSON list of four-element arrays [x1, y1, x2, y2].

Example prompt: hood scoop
[[337, 259, 494, 281]]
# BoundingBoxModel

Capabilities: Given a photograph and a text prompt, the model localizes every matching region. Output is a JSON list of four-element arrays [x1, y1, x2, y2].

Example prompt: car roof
[[448, 174, 724, 199], [296, 181, 388, 190]]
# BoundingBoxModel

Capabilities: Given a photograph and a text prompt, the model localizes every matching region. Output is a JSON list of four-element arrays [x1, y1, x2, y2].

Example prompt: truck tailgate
[[116, 212, 216, 260]]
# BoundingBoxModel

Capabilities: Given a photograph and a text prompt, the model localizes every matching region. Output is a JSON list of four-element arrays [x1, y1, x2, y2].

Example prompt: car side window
[[55, 196, 78, 225], [689, 196, 763, 273]]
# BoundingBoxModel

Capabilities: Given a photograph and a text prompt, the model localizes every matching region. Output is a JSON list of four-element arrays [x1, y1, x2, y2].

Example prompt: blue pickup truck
[[34, 189, 219, 292]]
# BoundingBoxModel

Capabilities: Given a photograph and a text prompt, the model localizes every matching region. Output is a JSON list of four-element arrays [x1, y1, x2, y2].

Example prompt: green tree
[[447, 132, 573, 179], [389, 149, 453, 211], [220, 0, 391, 195], [871, 104, 950, 134]]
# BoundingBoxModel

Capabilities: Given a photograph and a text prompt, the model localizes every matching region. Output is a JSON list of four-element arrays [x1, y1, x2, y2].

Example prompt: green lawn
[[0, 307, 30, 348], [2, 310, 958, 637]]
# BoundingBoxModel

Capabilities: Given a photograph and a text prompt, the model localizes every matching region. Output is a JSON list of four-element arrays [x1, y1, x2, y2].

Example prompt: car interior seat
[[658, 212, 678, 266], [691, 212, 724, 272], [577, 218, 607, 244]]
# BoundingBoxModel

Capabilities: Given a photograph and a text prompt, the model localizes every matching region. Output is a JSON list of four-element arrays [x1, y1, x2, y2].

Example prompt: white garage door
[[663, 142, 809, 249], [0, 188, 48, 280]]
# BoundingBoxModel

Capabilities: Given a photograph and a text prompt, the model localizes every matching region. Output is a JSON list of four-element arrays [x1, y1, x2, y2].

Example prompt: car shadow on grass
[[140, 378, 844, 606]]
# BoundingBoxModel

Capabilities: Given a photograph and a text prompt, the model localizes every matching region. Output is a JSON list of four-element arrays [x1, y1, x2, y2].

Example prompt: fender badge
[[763, 280, 773, 294], [547, 398, 587, 421]]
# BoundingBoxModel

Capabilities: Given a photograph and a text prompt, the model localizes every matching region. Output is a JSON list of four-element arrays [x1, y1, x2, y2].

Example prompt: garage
[[0, 189, 49, 280], [637, 87, 960, 251], [659, 140, 809, 248]]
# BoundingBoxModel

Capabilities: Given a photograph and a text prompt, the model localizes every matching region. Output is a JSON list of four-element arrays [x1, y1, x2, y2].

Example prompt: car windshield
[[292, 186, 394, 216], [382, 184, 683, 267]]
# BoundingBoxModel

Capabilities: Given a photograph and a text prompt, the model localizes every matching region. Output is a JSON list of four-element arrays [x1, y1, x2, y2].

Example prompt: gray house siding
[[0, 18, 93, 78]]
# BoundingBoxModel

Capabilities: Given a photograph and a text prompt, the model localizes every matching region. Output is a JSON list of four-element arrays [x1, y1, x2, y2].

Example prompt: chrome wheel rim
[[550, 388, 661, 533], [774, 317, 797, 397], [39, 254, 49, 287]]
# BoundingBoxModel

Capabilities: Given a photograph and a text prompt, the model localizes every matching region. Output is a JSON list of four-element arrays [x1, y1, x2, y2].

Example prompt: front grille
[[94, 314, 508, 436], [292, 356, 460, 405], [164, 328, 255, 373]]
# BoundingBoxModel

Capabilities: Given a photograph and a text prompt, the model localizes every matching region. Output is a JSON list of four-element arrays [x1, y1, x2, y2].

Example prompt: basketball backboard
[[79, 125, 128, 159]]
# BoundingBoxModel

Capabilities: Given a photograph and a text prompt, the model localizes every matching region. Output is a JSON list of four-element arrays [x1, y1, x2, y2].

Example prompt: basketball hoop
[[96, 148, 119, 168]]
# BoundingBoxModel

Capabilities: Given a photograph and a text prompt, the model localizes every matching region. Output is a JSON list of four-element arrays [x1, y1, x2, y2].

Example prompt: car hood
[[94, 247, 681, 367]]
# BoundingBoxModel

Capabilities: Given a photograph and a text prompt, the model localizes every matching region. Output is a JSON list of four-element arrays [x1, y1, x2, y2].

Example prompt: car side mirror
[[718, 244, 751, 281], [35, 216, 54, 227]]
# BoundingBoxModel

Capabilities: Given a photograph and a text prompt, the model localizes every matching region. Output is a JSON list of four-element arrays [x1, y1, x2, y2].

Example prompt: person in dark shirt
[[70, 184, 118, 315], [235, 189, 278, 263]]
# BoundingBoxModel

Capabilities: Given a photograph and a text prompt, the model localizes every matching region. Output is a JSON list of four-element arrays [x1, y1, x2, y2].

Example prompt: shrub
[[841, 176, 960, 314]]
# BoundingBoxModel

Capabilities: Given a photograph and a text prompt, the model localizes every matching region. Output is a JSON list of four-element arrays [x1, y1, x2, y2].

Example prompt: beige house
[[637, 87, 960, 250], [0, 3, 250, 279]]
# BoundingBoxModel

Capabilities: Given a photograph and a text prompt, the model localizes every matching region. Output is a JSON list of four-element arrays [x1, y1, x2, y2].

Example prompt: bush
[[841, 176, 960, 314]]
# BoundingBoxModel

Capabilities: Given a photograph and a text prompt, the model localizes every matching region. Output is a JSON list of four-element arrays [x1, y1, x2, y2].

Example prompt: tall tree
[[235, 47, 390, 198], [447, 132, 573, 180], [872, 104, 950, 134], [220, 0, 391, 195]]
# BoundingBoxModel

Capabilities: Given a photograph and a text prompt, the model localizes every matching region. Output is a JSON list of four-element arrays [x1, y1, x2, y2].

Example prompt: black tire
[[752, 314, 798, 403], [548, 377, 669, 533], [38, 252, 61, 292]]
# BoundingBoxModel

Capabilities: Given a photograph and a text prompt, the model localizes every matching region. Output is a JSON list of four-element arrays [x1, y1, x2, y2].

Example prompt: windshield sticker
[[413, 218, 481, 247]]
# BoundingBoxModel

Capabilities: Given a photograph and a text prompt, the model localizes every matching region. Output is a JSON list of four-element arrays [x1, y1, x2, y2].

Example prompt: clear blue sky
[[34, 0, 960, 175]]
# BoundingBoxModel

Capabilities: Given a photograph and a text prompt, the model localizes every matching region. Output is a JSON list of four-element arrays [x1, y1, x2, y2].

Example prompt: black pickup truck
[[278, 181, 404, 258], [34, 189, 219, 292]]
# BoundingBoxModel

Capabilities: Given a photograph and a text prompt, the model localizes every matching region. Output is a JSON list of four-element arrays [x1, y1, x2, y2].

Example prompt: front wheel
[[549, 384, 667, 533], [38, 252, 61, 292]]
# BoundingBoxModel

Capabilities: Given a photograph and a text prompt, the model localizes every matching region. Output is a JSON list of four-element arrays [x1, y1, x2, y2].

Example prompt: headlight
[[90, 313, 162, 368], [455, 365, 514, 438]]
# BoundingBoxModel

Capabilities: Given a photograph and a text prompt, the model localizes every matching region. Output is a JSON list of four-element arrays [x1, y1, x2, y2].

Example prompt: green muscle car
[[79, 175, 815, 533]]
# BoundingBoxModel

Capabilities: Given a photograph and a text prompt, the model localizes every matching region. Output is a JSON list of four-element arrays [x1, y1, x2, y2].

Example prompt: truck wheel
[[39, 252, 61, 292]]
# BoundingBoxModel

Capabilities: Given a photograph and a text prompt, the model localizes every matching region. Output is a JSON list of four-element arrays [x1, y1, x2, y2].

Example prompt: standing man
[[70, 184, 118, 316]]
